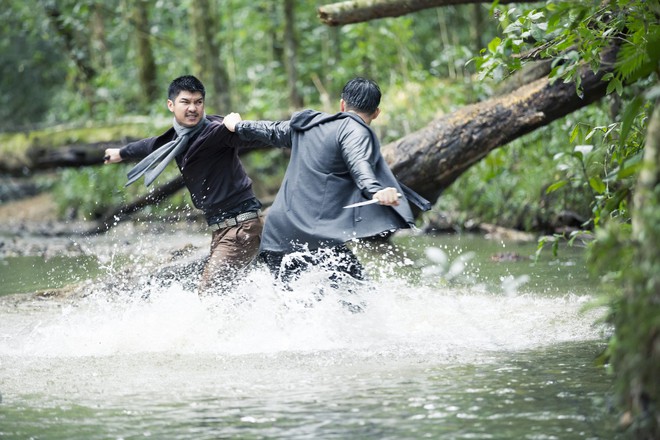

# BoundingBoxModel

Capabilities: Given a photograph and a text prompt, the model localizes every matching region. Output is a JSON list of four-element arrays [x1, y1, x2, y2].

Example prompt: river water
[[0, 227, 624, 439]]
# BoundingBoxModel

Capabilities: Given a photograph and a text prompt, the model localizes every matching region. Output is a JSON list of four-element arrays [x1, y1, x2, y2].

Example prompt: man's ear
[[167, 99, 174, 112], [340, 99, 346, 112], [371, 108, 381, 120]]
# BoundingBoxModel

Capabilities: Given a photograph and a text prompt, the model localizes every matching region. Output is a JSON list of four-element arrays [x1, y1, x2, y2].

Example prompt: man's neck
[[347, 110, 372, 125]]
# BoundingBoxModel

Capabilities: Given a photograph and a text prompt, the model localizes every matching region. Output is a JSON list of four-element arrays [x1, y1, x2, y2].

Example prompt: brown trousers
[[199, 217, 263, 293]]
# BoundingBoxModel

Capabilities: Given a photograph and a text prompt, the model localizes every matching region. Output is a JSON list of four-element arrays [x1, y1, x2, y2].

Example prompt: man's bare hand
[[223, 112, 242, 132], [104, 148, 122, 164], [374, 187, 400, 206]]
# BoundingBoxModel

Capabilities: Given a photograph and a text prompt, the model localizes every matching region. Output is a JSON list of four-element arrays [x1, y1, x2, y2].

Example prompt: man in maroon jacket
[[104, 75, 265, 294]]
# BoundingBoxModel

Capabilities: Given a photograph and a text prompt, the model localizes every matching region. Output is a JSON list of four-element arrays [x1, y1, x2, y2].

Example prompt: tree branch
[[87, 176, 186, 235], [318, 0, 526, 26], [381, 45, 620, 203]]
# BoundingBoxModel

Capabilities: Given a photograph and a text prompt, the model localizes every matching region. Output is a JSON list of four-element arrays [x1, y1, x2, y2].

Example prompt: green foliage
[[1, 0, 487, 126], [477, 1, 660, 96], [437, 103, 613, 233], [473, 0, 658, 235], [474, 0, 660, 435], [587, 185, 660, 437], [0, 3, 67, 129]]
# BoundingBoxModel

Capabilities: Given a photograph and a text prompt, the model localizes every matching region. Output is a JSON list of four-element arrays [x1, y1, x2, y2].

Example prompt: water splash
[[0, 260, 607, 360]]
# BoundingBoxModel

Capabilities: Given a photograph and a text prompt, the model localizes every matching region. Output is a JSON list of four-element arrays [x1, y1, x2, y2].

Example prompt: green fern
[[615, 37, 649, 83]]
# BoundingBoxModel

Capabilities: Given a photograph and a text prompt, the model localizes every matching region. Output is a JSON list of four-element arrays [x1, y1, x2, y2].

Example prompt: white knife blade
[[343, 199, 381, 209], [343, 193, 401, 209]]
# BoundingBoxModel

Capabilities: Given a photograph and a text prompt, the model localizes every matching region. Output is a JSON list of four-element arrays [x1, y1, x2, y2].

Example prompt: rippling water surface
[[0, 232, 622, 439]]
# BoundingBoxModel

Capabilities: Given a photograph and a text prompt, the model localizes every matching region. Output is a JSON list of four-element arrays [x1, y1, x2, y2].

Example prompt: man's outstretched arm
[[224, 112, 293, 148]]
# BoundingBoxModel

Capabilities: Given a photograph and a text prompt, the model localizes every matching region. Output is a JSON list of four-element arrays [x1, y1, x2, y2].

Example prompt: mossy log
[[0, 119, 167, 175]]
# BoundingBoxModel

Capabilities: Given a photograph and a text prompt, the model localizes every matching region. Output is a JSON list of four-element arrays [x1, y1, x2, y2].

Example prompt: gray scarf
[[125, 115, 209, 187]]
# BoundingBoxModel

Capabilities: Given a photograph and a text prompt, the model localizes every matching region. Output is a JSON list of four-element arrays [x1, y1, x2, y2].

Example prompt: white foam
[[0, 265, 608, 359]]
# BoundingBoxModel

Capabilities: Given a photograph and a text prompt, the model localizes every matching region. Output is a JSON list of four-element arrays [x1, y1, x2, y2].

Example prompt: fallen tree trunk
[[318, 0, 529, 26], [27, 141, 125, 170], [0, 119, 162, 175], [0, 141, 271, 175], [381, 45, 618, 203]]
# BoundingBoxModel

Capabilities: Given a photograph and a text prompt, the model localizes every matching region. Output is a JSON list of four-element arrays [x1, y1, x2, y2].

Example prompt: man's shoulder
[[204, 115, 224, 128], [199, 115, 227, 135], [206, 114, 223, 123], [291, 109, 356, 132]]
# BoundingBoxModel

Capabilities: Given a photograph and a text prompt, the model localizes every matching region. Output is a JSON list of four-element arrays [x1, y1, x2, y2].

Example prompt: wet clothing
[[120, 115, 265, 291], [200, 217, 263, 290], [260, 245, 365, 284], [235, 109, 422, 281]]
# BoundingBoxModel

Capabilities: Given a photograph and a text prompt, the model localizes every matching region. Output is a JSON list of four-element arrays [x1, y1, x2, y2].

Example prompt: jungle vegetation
[[1, 1, 658, 437]]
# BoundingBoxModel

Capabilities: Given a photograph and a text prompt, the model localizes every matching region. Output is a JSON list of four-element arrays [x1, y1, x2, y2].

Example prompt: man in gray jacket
[[223, 77, 428, 283]]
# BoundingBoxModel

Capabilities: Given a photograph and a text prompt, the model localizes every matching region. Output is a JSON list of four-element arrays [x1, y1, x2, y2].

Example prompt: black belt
[[211, 210, 261, 230]]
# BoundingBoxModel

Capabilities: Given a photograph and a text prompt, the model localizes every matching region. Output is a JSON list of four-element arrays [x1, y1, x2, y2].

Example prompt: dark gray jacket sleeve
[[339, 124, 383, 199], [119, 136, 161, 160], [235, 120, 292, 148]]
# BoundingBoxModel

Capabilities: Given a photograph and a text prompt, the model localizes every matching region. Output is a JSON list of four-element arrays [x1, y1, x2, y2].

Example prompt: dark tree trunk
[[25, 141, 128, 171], [43, 3, 97, 114], [611, 100, 660, 439], [470, 3, 484, 56], [283, 0, 304, 109], [90, 4, 111, 70], [133, 0, 159, 106], [190, 0, 231, 111], [318, 0, 528, 26]]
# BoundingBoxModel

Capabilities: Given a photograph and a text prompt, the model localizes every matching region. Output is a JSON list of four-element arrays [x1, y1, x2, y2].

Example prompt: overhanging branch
[[318, 0, 528, 26], [381, 45, 620, 203]]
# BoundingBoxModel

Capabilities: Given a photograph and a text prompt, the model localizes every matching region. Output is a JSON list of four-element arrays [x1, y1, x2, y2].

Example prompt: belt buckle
[[213, 210, 260, 230], [214, 218, 236, 230]]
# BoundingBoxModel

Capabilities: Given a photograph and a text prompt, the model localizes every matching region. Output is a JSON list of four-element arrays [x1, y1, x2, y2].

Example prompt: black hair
[[168, 75, 206, 101], [341, 77, 381, 114]]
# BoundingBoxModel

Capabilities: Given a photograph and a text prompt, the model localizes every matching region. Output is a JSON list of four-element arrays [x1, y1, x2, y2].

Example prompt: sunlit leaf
[[488, 37, 502, 54], [619, 95, 644, 146], [546, 180, 568, 194], [589, 176, 606, 194]]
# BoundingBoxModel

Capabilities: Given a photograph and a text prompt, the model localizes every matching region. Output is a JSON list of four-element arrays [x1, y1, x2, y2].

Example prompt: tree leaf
[[589, 176, 606, 194], [488, 37, 502, 54], [546, 180, 568, 194], [619, 95, 644, 147], [569, 124, 580, 143]]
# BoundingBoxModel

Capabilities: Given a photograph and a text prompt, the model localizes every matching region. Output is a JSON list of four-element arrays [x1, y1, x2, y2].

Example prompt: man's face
[[167, 90, 204, 127]]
